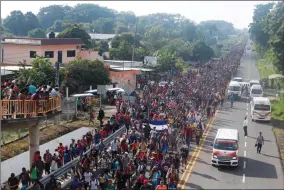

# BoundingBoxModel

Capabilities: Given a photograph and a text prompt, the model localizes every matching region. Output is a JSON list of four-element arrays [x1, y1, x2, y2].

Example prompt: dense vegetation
[[1, 4, 243, 66], [249, 2, 284, 73]]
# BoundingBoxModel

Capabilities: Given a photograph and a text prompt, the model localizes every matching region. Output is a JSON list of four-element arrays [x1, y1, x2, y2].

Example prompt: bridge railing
[[26, 125, 126, 189], [0, 97, 61, 120]]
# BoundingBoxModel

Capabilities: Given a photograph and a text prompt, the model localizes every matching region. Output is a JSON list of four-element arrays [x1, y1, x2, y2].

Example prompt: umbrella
[[268, 74, 284, 79]]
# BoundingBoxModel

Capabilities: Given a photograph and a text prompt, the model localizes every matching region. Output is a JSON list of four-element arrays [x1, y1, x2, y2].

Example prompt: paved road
[[179, 46, 284, 189]]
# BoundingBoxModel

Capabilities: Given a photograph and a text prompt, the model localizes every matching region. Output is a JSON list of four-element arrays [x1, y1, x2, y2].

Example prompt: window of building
[[67, 50, 76, 57], [30, 51, 36, 58], [44, 51, 54, 58]]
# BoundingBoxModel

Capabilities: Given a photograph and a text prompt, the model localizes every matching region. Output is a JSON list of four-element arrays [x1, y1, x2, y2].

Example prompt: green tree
[[144, 25, 167, 53], [66, 59, 111, 91], [16, 58, 56, 85], [114, 23, 129, 34], [155, 49, 176, 72], [47, 20, 70, 32], [189, 41, 214, 63], [110, 40, 132, 60], [265, 2, 284, 72], [248, 3, 274, 52], [37, 5, 71, 30], [93, 18, 115, 34], [116, 11, 136, 25], [28, 28, 46, 38], [24, 12, 41, 33], [57, 25, 91, 46], [65, 3, 116, 23], [3, 11, 27, 36]]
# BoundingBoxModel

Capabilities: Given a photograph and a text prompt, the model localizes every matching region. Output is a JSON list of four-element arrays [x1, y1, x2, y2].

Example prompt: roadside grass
[[271, 97, 284, 121], [257, 59, 276, 79], [256, 58, 284, 87], [256, 58, 284, 120], [1, 119, 100, 161], [273, 127, 284, 169]]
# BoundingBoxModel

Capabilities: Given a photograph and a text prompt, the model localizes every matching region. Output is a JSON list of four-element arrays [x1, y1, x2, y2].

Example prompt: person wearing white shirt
[[90, 177, 99, 190], [243, 116, 248, 137], [110, 139, 118, 158], [150, 128, 157, 139], [83, 170, 92, 188]]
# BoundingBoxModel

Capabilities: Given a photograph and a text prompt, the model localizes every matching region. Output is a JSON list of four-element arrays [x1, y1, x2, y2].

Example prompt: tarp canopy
[[269, 74, 284, 79]]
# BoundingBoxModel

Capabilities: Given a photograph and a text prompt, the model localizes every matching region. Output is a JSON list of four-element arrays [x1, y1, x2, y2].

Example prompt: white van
[[211, 128, 239, 167], [250, 84, 263, 98], [250, 97, 271, 121], [228, 81, 242, 99], [249, 80, 260, 88], [232, 77, 243, 83]]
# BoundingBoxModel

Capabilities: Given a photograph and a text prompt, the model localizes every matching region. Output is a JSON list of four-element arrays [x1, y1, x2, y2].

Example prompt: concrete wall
[[109, 70, 140, 90], [2, 44, 103, 65]]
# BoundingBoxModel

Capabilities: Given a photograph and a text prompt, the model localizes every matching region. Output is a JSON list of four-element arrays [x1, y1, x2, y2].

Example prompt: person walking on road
[[195, 123, 202, 146], [243, 116, 248, 137], [229, 94, 234, 108], [255, 132, 264, 153]]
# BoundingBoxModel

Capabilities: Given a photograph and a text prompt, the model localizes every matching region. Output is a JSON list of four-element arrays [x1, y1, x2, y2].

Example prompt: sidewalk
[[1, 127, 93, 183]]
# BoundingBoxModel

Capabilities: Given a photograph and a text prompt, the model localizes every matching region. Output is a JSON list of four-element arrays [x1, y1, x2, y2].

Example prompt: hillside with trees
[[249, 1, 284, 73], [1, 3, 243, 72]]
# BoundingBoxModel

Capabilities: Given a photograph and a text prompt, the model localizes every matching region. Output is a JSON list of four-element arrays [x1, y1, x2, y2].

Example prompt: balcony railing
[[0, 97, 61, 120]]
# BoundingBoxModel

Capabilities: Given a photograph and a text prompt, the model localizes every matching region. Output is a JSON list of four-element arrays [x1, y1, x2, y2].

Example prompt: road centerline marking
[[243, 161, 246, 169], [242, 174, 246, 183], [244, 151, 246, 157], [245, 142, 247, 147]]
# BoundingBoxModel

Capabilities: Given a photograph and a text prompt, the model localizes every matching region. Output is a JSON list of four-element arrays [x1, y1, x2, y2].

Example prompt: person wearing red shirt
[[101, 129, 107, 140], [33, 151, 40, 163], [184, 125, 191, 146], [120, 139, 128, 153]]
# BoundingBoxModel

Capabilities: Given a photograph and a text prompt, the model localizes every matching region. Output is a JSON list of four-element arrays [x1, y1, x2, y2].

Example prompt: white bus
[[250, 97, 271, 121]]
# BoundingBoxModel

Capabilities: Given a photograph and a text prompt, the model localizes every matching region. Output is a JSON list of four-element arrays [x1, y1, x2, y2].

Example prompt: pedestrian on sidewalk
[[243, 116, 248, 137], [255, 132, 264, 153]]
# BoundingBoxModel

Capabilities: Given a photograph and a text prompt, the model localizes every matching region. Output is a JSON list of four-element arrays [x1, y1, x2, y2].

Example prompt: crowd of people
[[5, 41, 246, 190], [1, 80, 61, 119]]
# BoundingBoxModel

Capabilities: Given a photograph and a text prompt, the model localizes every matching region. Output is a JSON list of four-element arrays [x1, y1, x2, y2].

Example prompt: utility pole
[[0, 22, 2, 187], [55, 62, 60, 87], [131, 19, 138, 69]]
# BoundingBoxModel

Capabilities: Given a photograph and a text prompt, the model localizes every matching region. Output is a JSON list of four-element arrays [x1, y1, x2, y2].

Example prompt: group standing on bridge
[[1, 81, 61, 119], [4, 41, 246, 190]]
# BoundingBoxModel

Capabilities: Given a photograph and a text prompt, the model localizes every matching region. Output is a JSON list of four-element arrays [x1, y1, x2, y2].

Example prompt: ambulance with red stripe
[[211, 128, 239, 167]]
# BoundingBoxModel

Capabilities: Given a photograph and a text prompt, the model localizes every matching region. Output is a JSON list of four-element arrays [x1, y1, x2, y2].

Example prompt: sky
[[1, 1, 272, 29]]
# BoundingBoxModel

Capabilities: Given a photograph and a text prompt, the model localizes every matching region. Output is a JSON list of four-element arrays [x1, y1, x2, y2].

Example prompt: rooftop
[[49, 32, 117, 40], [2, 37, 85, 46]]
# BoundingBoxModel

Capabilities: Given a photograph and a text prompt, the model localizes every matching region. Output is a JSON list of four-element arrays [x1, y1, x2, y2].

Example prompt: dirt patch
[[1, 120, 100, 161]]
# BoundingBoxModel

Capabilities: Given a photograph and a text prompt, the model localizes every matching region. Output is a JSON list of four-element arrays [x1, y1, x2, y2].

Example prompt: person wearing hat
[[140, 180, 151, 190]]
